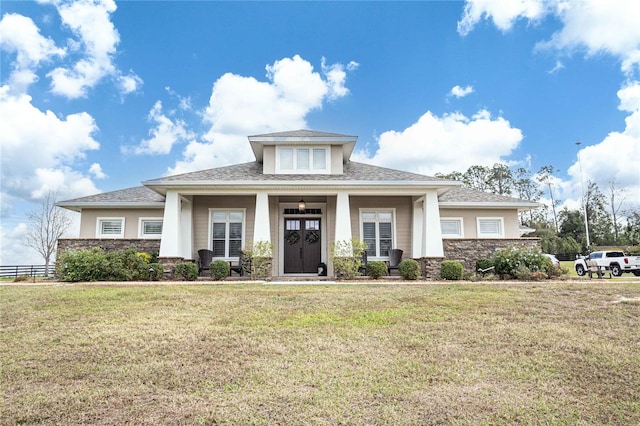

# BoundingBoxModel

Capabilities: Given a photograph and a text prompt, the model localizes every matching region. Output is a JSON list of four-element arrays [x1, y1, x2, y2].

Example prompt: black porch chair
[[387, 249, 403, 275], [229, 251, 249, 277], [197, 249, 214, 276]]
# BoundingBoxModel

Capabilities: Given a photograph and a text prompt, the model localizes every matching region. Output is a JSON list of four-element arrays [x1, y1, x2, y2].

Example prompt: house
[[57, 130, 540, 278]]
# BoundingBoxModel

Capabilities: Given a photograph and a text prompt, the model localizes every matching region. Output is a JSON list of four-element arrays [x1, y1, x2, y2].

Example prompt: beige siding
[[79, 209, 164, 239], [192, 196, 256, 257], [439, 208, 522, 238], [330, 145, 343, 174], [349, 196, 413, 258], [263, 145, 275, 174]]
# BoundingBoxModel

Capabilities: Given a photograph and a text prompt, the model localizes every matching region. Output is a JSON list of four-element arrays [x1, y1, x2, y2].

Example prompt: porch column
[[159, 190, 181, 258], [253, 191, 271, 243], [423, 190, 444, 257], [180, 195, 193, 259], [334, 191, 352, 252], [412, 197, 424, 258]]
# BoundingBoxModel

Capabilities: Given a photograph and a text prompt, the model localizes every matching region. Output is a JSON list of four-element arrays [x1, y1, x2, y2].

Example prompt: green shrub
[[56, 248, 110, 282], [440, 260, 464, 280], [330, 239, 367, 279], [211, 260, 230, 281], [475, 258, 494, 271], [148, 263, 164, 281], [491, 246, 547, 278], [13, 275, 30, 282], [366, 261, 388, 279], [175, 262, 199, 281], [105, 249, 149, 281], [398, 259, 420, 280]]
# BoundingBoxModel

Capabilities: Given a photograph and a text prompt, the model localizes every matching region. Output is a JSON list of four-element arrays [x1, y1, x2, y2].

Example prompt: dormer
[[248, 130, 358, 175]]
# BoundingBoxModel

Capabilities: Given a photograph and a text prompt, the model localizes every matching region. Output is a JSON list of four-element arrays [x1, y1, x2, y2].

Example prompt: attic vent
[[284, 208, 322, 215]]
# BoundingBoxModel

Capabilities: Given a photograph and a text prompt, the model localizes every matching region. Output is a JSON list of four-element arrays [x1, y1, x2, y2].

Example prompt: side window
[[139, 218, 163, 238], [477, 217, 504, 238], [441, 218, 463, 238], [97, 217, 125, 238]]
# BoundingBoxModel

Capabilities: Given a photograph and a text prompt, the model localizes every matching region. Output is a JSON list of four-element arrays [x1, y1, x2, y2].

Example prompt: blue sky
[[1, 0, 639, 265]]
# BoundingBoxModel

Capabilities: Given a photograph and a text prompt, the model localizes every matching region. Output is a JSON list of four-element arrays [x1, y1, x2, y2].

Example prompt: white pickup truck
[[574, 250, 640, 277]]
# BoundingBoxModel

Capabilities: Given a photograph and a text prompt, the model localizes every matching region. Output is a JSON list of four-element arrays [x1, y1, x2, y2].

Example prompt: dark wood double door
[[283, 218, 321, 274]]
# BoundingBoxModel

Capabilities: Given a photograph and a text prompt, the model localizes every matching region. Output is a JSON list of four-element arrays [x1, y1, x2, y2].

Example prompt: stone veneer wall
[[57, 239, 161, 256], [443, 238, 541, 271]]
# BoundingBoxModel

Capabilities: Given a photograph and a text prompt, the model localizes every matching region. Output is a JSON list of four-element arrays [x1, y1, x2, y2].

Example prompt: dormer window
[[276, 146, 328, 174]]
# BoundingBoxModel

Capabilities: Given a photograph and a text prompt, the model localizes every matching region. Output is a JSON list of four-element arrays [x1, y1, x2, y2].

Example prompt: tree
[[584, 180, 614, 245], [606, 179, 628, 242], [514, 167, 543, 225], [25, 191, 73, 276], [536, 165, 560, 232], [488, 163, 514, 195]]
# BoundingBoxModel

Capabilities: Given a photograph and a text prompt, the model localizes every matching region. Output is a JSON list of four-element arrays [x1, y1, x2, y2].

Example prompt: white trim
[[96, 217, 125, 238], [138, 217, 163, 239], [359, 208, 396, 260], [275, 146, 329, 174], [440, 217, 464, 238], [208, 208, 246, 260], [477, 217, 504, 238]]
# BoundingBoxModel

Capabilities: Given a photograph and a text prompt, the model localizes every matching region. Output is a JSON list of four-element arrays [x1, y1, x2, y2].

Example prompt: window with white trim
[[211, 210, 245, 259], [361, 210, 394, 258], [97, 217, 125, 238], [139, 218, 163, 238], [440, 218, 463, 238], [477, 217, 504, 238], [276, 146, 328, 174]]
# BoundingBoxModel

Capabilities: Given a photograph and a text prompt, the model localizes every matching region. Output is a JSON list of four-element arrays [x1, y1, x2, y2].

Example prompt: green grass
[[2, 283, 640, 425]]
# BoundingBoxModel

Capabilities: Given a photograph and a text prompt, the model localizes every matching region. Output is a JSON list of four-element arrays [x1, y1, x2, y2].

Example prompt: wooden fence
[[0, 265, 48, 278]]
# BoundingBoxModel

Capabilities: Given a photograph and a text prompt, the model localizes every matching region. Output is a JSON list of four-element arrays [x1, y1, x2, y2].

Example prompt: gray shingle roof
[[438, 186, 539, 205], [143, 161, 450, 184], [57, 186, 165, 205]]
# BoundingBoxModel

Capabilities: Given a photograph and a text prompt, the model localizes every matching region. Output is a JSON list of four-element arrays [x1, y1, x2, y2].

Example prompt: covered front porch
[[157, 189, 446, 278]]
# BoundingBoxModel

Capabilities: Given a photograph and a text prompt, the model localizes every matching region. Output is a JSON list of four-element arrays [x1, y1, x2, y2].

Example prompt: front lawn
[[2, 283, 639, 425]]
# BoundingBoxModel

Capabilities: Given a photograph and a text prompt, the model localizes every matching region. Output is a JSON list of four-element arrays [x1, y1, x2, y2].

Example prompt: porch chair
[[197, 249, 214, 276], [387, 249, 403, 275]]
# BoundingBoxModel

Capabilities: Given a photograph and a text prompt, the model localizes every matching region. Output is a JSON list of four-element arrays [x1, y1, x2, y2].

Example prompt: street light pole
[[575, 142, 591, 248]]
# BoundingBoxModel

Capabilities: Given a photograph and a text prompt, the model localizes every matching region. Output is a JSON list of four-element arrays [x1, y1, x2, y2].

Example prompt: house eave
[[56, 201, 166, 212], [438, 201, 542, 210], [142, 180, 460, 196]]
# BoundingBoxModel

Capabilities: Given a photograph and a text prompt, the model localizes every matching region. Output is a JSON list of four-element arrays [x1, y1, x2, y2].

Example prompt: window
[[139, 218, 163, 238], [477, 217, 504, 238], [97, 217, 124, 238], [211, 210, 245, 259], [361, 210, 394, 258], [441, 218, 463, 238], [276, 146, 328, 173]]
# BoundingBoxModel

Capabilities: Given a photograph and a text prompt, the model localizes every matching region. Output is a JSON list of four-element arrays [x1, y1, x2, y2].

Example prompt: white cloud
[[89, 163, 106, 179], [133, 101, 194, 155], [458, 0, 549, 36], [459, 0, 640, 74], [0, 86, 100, 213], [352, 109, 523, 176], [565, 82, 640, 206], [42, 0, 142, 98], [449, 84, 474, 98], [169, 55, 357, 175], [0, 13, 65, 93]]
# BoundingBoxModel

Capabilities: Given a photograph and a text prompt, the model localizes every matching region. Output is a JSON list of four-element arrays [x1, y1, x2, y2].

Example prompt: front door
[[283, 218, 321, 274]]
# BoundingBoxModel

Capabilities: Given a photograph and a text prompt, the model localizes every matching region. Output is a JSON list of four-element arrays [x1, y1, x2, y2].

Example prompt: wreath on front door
[[286, 230, 300, 245], [305, 230, 320, 245]]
